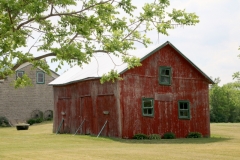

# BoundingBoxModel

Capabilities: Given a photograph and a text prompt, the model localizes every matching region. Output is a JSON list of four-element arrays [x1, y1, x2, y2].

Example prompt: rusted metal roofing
[[49, 41, 214, 86]]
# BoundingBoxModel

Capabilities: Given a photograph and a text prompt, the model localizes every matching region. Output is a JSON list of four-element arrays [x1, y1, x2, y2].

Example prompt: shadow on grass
[[73, 133, 231, 144], [100, 136, 231, 144]]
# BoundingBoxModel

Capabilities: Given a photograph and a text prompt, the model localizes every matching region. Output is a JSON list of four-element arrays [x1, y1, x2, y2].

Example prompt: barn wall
[[53, 80, 122, 137], [120, 44, 210, 138]]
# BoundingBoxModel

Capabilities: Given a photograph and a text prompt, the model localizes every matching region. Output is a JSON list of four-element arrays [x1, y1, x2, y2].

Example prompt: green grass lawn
[[0, 122, 240, 160]]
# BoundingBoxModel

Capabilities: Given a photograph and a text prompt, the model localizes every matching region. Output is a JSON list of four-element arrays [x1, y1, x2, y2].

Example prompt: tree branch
[[27, 33, 43, 53], [50, 4, 54, 15], [10, 52, 56, 72], [121, 20, 142, 41], [16, 0, 112, 30], [34, 52, 56, 60], [7, 8, 15, 32], [22, 26, 46, 33], [8, 49, 111, 76], [68, 33, 78, 44], [125, 38, 145, 45]]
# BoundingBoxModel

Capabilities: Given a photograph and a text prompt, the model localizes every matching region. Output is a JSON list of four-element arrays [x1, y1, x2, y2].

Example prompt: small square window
[[159, 66, 171, 85], [16, 71, 24, 79], [142, 98, 154, 117], [178, 101, 190, 119], [36, 71, 45, 84]]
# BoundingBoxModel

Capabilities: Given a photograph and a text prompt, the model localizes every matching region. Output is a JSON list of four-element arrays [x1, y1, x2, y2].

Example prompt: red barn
[[50, 41, 214, 138]]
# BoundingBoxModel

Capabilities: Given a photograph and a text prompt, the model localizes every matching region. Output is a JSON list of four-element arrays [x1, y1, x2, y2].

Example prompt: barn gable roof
[[49, 41, 214, 86]]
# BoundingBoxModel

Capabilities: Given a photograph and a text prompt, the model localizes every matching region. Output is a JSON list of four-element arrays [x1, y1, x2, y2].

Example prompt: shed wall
[[53, 80, 121, 137]]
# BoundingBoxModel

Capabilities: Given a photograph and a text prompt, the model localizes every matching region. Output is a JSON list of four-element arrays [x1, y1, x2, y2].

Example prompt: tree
[[233, 47, 240, 81], [210, 80, 240, 122], [0, 0, 199, 87]]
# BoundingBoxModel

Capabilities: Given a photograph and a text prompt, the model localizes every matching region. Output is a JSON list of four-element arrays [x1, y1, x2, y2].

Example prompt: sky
[[49, 0, 240, 86]]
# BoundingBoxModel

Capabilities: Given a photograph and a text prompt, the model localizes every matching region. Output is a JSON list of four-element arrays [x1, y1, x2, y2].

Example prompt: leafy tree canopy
[[210, 79, 240, 122], [0, 0, 199, 87], [233, 47, 240, 80]]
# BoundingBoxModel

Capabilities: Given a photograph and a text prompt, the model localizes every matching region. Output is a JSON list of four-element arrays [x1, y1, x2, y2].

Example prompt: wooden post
[[74, 119, 85, 135], [56, 118, 64, 134], [97, 120, 108, 138]]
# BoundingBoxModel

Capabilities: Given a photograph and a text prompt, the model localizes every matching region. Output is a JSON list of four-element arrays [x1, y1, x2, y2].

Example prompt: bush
[[187, 132, 202, 138], [35, 118, 43, 123], [133, 133, 148, 140], [149, 134, 161, 140], [0, 117, 11, 127], [27, 119, 36, 125], [27, 118, 43, 125], [162, 132, 176, 139]]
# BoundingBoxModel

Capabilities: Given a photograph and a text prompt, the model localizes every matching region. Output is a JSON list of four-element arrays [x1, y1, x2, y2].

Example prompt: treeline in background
[[210, 78, 240, 122]]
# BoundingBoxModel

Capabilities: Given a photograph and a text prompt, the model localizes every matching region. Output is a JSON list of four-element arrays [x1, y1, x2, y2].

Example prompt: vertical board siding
[[53, 44, 211, 138], [120, 44, 210, 138], [53, 80, 121, 137]]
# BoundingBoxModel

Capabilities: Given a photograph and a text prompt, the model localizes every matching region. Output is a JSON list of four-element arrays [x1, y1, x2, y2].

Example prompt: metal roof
[[49, 41, 214, 86]]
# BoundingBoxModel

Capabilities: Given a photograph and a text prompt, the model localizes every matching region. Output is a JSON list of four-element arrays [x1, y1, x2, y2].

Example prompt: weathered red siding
[[120, 44, 210, 138], [53, 80, 122, 137], [53, 44, 211, 138]]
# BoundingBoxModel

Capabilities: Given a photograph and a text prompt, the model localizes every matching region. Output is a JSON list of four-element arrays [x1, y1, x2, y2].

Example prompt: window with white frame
[[36, 71, 45, 84]]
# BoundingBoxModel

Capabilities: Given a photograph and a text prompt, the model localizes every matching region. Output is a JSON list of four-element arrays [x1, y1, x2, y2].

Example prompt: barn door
[[56, 98, 71, 133], [96, 95, 116, 137], [80, 97, 93, 135]]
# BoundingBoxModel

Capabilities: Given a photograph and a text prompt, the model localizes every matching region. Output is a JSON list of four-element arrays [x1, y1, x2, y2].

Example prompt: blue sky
[[49, 0, 240, 86]]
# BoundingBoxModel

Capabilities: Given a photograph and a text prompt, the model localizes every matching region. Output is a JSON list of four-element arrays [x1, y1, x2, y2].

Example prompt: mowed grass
[[0, 123, 240, 160]]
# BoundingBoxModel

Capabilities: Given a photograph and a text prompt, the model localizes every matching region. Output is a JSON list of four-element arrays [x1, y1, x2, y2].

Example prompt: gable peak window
[[37, 71, 45, 84], [16, 71, 24, 79], [159, 66, 171, 85], [142, 98, 154, 117]]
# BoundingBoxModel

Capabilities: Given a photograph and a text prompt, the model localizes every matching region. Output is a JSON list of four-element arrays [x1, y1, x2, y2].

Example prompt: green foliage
[[133, 133, 148, 140], [149, 134, 161, 140], [122, 56, 142, 69], [186, 132, 202, 138], [13, 74, 33, 88], [27, 119, 36, 125], [233, 72, 240, 80], [35, 118, 43, 123], [0, 0, 199, 87], [27, 118, 43, 125], [28, 110, 44, 125], [210, 81, 240, 122], [0, 117, 11, 127], [100, 70, 123, 84], [162, 132, 176, 139]]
